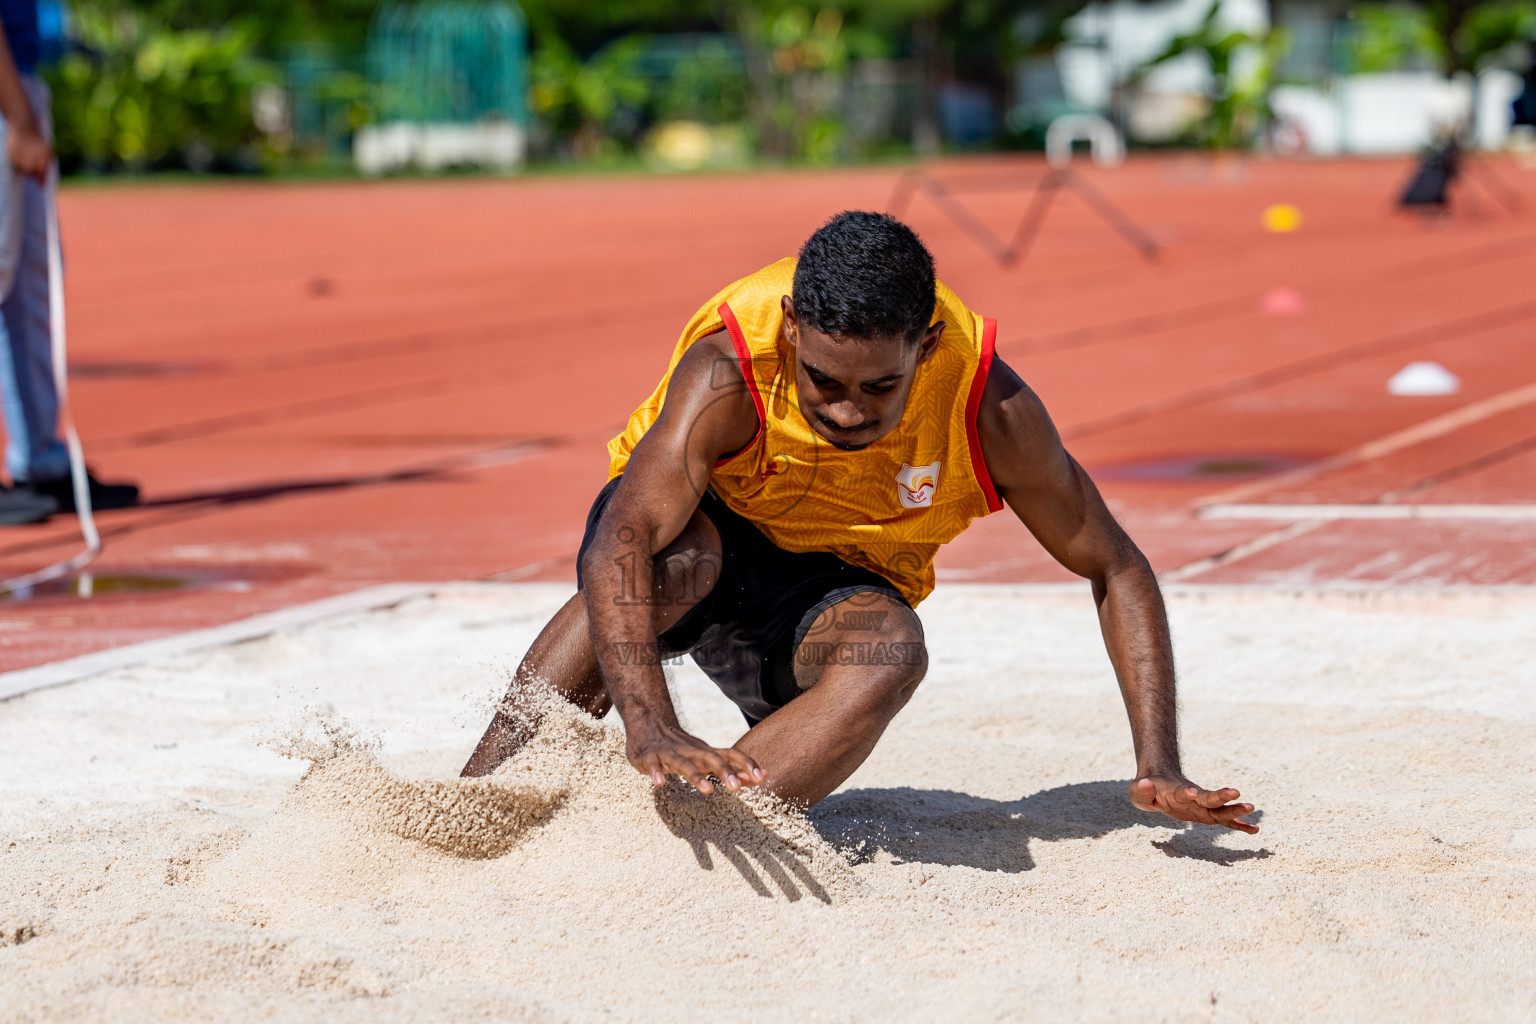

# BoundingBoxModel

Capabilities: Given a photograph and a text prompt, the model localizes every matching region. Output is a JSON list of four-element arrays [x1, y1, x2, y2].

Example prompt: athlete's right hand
[[626, 724, 765, 795], [6, 123, 51, 183]]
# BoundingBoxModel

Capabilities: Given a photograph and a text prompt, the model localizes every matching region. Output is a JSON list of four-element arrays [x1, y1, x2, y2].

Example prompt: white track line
[[1195, 379, 1536, 509], [1200, 503, 1536, 521], [0, 582, 445, 702], [1159, 519, 1329, 582], [1166, 503, 1536, 581], [1168, 379, 1536, 580]]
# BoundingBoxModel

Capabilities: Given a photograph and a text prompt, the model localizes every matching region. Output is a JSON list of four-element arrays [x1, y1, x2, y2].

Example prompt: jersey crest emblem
[[895, 461, 941, 509]]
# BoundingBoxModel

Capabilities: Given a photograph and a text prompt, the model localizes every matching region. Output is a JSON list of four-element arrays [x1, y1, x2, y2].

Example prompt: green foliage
[[518, 0, 715, 46], [531, 35, 649, 156], [112, 0, 382, 51], [68, 0, 1170, 172], [730, 5, 871, 162], [1346, 5, 1442, 73], [1347, 2, 1536, 76], [652, 38, 749, 124], [46, 4, 275, 171], [1447, 0, 1536, 71], [1133, 1, 1282, 149]]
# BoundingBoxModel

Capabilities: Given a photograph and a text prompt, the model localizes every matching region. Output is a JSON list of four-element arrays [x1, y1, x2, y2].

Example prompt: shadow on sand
[[652, 781, 840, 903], [810, 781, 1269, 872]]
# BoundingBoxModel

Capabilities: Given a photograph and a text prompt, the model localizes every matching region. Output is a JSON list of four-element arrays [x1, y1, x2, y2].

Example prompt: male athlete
[[464, 211, 1257, 835]]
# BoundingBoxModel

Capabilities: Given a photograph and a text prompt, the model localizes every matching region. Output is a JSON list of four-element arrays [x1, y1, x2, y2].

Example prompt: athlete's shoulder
[[651, 330, 759, 451], [975, 355, 1067, 494], [978, 356, 1049, 430]]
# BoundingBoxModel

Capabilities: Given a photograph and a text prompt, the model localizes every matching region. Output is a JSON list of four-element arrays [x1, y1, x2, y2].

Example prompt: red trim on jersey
[[965, 317, 1004, 513], [715, 301, 765, 466]]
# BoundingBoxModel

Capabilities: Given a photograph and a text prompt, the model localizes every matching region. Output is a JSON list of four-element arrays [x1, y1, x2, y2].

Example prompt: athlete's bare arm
[[580, 332, 768, 795], [977, 356, 1258, 834], [0, 25, 49, 182]]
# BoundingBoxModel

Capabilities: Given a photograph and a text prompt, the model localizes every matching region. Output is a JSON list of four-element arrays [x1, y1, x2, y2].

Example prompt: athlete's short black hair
[[792, 211, 935, 343]]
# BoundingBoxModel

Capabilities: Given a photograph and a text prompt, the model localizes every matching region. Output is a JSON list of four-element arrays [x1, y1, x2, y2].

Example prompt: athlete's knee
[[877, 621, 928, 704], [797, 594, 926, 681], [802, 610, 926, 707]]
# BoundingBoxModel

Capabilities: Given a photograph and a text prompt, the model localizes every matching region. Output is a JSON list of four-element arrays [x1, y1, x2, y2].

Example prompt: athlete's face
[[780, 296, 944, 451]]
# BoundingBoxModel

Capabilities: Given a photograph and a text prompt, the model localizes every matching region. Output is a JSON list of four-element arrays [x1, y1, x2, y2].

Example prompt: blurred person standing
[[0, 1, 136, 524], [1514, 46, 1536, 128]]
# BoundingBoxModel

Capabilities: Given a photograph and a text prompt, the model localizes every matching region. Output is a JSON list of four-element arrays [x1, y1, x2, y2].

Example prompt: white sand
[[2, 583, 1534, 1021]]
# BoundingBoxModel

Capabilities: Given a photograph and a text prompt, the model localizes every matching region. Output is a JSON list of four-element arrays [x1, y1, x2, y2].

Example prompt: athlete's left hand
[[1129, 774, 1258, 834]]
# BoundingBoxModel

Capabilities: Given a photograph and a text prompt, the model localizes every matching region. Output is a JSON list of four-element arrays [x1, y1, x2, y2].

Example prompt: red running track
[[1, 154, 1534, 671]]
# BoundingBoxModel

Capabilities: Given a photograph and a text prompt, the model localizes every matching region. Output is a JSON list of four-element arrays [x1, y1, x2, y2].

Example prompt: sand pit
[[2, 583, 1534, 1021]]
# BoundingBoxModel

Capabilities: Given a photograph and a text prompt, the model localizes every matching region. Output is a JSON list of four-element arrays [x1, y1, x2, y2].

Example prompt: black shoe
[[23, 471, 141, 513], [0, 485, 58, 524]]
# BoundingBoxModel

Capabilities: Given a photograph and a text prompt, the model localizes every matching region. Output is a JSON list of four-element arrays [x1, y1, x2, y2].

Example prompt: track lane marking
[[1199, 504, 1536, 520], [1195, 378, 1536, 508], [1159, 519, 1329, 582]]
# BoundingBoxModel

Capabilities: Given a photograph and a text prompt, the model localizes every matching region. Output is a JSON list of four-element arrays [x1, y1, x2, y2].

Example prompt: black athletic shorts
[[576, 475, 908, 725]]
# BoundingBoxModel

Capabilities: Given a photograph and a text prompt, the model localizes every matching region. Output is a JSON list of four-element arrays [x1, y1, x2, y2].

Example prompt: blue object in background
[[0, 0, 40, 73], [37, 0, 65, 64], [938, 82, 996, 148]]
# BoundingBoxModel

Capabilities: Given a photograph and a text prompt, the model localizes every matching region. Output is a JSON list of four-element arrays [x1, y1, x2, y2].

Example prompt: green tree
[[530, 34, 649, 157], [1413, 0, 1536, 76], [49, 3, 273, 171], [114, 0, 382, 52], [1132, 0, 1282, 149], [520, 0, 717, 52], [1347, 5, 1443, 73], [725, 5, 873, 161], [1351, 1, 1536, 77]]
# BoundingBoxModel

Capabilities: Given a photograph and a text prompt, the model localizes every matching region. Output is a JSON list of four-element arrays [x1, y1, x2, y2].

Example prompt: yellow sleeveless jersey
[[608, 257, 1002, 605]]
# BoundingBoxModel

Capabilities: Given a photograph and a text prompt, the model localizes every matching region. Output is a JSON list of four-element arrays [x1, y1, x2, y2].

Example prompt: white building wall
[[1058, 0, 1524, 153], [1339, 73, 1446, 153], [1476, 70, 1524, 149], [1274, 72, 1521, 154]]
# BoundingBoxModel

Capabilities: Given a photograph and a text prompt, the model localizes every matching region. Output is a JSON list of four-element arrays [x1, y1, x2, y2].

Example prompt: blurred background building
[[31, 0, 1536, 176]]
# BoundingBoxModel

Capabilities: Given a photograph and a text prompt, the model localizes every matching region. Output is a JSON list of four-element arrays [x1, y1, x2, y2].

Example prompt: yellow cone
[[1263, 203, 1302, 233]]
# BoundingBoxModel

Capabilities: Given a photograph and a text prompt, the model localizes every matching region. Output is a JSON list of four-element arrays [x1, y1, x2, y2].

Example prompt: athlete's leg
[[0, 79, 67, 486], [460, 509, 721, 777], [735, 591, 926, 806]]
